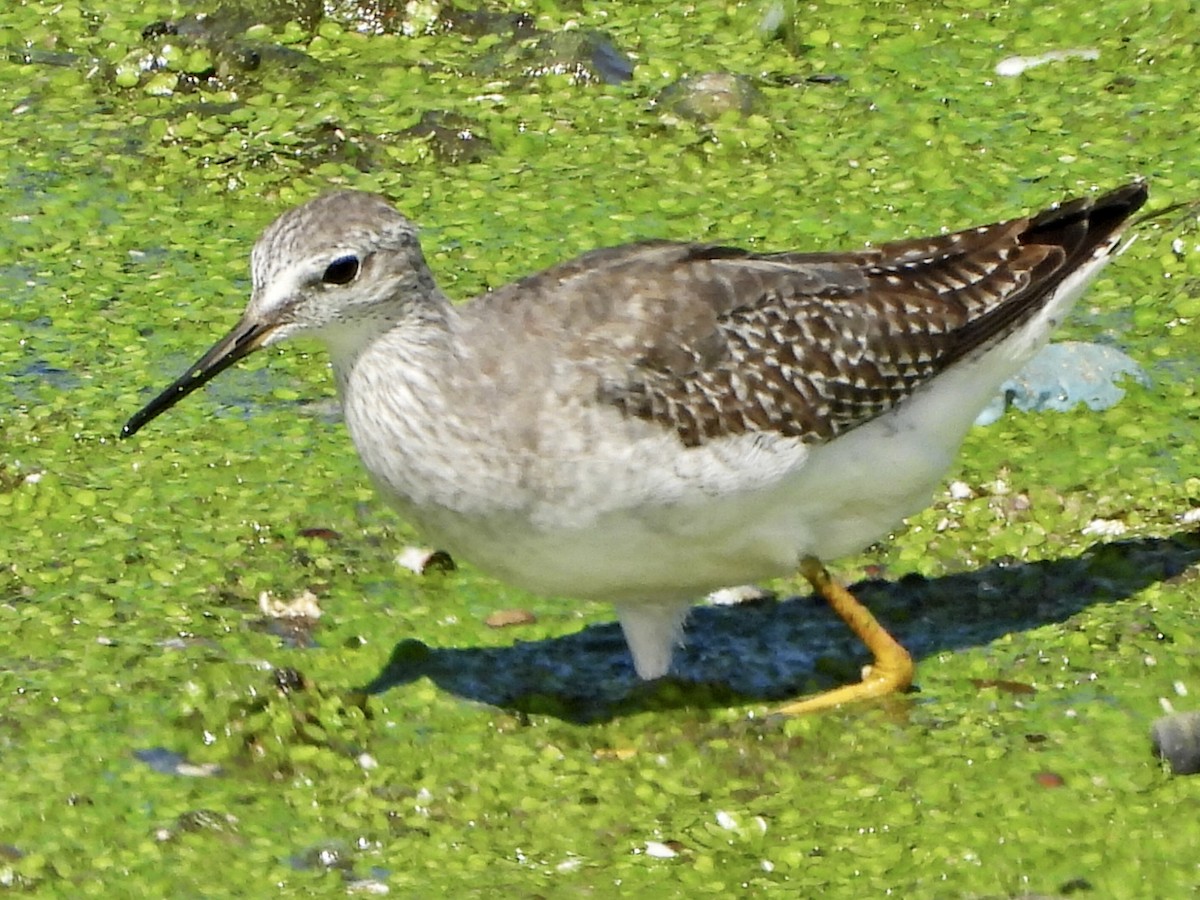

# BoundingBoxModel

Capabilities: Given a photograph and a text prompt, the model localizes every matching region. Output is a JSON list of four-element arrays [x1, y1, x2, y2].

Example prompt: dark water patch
[[134, 746, 222, 777], [10, 360, 83, 401]]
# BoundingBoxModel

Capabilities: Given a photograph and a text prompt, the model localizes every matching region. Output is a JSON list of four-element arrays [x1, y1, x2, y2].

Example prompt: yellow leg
[[775, 556, 915, 715]]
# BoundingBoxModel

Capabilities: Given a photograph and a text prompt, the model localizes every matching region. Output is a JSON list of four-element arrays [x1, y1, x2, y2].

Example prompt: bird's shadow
[[359, 531, 1199, 722]]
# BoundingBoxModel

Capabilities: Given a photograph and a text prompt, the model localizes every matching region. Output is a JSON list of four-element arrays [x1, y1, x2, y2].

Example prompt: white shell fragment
[[257, 588, 322, 619], [396, 545, 456, 574], [996, 48, 1100, 77]]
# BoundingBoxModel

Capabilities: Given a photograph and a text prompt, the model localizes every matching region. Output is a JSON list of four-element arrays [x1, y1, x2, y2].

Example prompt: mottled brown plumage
[[508, 183, 1147, 447]]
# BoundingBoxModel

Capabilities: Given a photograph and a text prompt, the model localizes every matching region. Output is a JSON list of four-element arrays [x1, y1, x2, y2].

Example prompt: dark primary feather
[[531, 181, 1145, 447]]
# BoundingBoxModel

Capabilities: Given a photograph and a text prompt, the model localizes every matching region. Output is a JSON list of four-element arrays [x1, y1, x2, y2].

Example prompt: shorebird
[[123, 180, 1147, 713]]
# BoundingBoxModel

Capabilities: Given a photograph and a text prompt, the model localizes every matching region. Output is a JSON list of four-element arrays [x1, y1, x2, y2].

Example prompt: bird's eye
[[322, 254, 360, 285]]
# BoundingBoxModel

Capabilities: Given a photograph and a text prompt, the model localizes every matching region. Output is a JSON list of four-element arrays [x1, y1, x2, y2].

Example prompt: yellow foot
[[774, 556, 915, 715]]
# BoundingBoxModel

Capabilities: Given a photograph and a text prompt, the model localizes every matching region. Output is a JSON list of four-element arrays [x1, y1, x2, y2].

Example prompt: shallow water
[[1, 1, 1199, 894]]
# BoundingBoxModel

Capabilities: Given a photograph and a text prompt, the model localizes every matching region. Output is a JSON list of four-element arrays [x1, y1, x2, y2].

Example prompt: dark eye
[[322, 254, 360, 285]]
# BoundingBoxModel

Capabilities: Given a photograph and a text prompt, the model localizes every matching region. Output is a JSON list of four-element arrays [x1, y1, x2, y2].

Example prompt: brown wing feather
[[591, 181, 1147, 447]]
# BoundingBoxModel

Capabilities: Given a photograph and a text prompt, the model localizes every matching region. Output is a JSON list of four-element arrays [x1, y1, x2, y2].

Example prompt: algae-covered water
[[2, 1, 1199, 895]]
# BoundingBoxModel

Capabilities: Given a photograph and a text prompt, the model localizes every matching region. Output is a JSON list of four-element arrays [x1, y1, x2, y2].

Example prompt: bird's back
[[462, 181, 1147, 452]]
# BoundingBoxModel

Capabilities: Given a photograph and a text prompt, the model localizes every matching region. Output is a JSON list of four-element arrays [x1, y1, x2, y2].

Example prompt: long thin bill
[[121, 317, 276, 438]]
